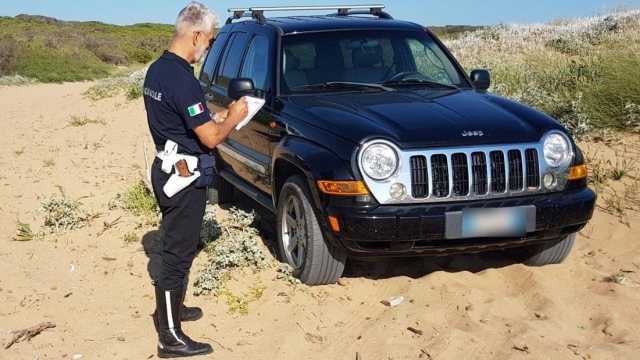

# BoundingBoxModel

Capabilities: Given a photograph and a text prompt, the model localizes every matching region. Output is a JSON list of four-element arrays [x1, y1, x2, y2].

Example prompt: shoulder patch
[[187, 103, 205, 117]]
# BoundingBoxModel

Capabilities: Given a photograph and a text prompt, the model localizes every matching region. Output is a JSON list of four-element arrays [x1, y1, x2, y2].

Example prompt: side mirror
[[228, 78, 255, 100], [470, 69, 491, 91]]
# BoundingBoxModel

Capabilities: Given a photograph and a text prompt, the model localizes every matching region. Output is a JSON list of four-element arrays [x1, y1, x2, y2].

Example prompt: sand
[[0, 82, 639, 360]]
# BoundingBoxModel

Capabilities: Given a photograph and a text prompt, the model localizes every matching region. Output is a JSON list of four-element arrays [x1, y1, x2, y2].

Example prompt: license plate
[[445, 206, 535, 239]]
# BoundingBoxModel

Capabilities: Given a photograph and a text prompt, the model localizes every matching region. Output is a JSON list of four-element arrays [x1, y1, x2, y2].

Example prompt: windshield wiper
[[296, 81, 393, 92], [381, 79, 459, 90]]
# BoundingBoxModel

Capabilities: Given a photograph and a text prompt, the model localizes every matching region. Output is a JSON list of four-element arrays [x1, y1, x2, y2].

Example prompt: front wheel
[[511, 233, 576, 266], [276, 175, 346, 285]]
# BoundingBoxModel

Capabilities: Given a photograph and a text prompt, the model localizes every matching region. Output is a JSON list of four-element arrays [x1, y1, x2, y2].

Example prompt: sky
[[1, 0, 639, 26]]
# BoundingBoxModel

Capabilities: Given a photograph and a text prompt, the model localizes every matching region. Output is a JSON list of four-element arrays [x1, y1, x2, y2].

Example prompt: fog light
[[543, 173, 556, 189], [389, 183, 406, 199]]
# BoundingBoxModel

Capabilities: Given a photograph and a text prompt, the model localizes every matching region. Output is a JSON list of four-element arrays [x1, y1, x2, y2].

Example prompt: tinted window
[[199, 32, 229, 86], [281, 30, 466, 93], [240, 35, 269, 91], [215, 32, 249, 89]]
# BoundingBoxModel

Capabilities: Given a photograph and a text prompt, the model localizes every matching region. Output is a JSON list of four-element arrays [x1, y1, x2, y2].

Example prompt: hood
[[284, 89, 564, 148]]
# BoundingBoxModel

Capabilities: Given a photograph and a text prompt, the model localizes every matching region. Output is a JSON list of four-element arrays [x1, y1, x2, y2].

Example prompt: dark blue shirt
[[144, 51, 211, 155]]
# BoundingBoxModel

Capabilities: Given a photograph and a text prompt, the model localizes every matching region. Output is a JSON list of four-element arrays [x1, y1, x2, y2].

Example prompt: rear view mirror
[[228, 78, 256, 100], [470, 69, 491, 91]]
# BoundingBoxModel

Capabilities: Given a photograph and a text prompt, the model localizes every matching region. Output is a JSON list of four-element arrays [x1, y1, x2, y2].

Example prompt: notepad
[[235, 96, 266, 130]]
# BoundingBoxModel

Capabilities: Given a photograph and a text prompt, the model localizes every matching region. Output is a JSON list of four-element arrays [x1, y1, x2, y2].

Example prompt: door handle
[[266, 120, 286, 139], [269, 120, 285, 131]]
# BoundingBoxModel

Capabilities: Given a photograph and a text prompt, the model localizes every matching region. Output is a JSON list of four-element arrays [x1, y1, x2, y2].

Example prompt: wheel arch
[[271, 137, 355, 212]]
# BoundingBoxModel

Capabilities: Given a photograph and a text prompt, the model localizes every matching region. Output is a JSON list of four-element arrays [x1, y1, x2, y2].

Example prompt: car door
[[225, 33, 274, 194], [203, 32, 257, 184]]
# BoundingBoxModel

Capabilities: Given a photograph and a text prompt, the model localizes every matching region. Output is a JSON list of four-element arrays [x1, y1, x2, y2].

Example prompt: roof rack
[[226, 4, 391, 24]]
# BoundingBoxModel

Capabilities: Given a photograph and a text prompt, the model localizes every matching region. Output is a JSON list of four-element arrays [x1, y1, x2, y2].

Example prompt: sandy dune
[[0, 83, 639, 360]]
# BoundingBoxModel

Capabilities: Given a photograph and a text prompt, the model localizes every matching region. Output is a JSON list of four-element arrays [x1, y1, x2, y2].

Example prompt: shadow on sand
[[141, 191, 521, 285]]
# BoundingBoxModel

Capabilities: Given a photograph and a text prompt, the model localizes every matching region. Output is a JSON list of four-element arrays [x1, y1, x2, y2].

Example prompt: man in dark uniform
[[143, 2, 248, 357]]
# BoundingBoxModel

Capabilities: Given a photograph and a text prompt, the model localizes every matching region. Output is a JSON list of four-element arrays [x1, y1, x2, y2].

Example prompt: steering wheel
[[386, 71, 427, 82]]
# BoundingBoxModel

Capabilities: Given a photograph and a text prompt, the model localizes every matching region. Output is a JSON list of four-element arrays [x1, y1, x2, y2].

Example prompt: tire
[[515, 233, 576, 266], [215, 175, 234, 205], [276, 175, 346, 285]]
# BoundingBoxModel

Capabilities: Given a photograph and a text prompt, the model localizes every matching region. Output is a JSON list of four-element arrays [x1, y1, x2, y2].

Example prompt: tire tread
[[276, 175, 345, 285], [524, 233, 576, 266]]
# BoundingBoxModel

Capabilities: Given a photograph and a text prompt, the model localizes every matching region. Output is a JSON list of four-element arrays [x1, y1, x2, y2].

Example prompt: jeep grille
[[410, 148, 539, 200]]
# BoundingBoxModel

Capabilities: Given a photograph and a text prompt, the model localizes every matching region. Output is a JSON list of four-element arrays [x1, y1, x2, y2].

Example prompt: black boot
[[180, 286, 203, 322], [155, 287, 213, 358], [153, 288, 202, 324]]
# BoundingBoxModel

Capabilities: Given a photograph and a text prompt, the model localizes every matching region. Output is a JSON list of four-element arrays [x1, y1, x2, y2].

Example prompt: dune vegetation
[[0, 14, 173, 82], [444, 9, 640, 134]]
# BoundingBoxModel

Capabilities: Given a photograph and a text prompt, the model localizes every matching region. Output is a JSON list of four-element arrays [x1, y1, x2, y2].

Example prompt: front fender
[[272, 136, 355, 212]]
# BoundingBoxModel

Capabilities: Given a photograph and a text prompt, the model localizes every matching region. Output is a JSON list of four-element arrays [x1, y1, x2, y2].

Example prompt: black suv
[[199, 5, 596, 285]]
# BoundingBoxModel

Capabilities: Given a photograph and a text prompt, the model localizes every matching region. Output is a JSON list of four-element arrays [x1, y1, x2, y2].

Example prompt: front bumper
[[325, 187, 596, 257]]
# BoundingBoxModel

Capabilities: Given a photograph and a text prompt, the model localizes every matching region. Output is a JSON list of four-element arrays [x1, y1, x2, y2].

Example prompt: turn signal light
[[568, 164, 588, 180], [317, 180, 369, 196], [328, 216, 341, 233]]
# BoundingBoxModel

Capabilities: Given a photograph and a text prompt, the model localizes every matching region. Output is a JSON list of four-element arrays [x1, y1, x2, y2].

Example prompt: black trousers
[[151, 158, 207, 290]]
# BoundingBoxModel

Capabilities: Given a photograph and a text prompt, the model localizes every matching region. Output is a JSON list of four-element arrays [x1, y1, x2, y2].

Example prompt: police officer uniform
[[144, 50, 214, 357]]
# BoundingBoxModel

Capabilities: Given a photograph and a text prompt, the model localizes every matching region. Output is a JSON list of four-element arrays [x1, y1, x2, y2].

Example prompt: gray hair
[[175, 2, 218, 35]]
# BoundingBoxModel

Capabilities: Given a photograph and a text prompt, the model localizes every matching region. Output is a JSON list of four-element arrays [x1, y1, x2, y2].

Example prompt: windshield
[[280, 30, 468, 94]]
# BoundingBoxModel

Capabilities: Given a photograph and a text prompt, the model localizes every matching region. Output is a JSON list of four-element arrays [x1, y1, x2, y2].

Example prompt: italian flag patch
[[187, 102, 205, 117]]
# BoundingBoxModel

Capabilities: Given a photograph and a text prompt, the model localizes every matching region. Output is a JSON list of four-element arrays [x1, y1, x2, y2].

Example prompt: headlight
[[360, 142, 399, 180], [543, 132, 572, 167]]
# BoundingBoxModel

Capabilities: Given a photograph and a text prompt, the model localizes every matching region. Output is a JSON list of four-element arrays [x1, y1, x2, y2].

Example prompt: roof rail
[[226, 4, 391, 24]]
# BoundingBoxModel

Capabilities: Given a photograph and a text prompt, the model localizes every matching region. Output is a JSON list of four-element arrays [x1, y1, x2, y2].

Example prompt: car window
[[406, 38, 461, 85], [281, 30, 467, 93], [214, 32, 249, 89], [199, 32, 229, 86], [240, 35, 269, 91]]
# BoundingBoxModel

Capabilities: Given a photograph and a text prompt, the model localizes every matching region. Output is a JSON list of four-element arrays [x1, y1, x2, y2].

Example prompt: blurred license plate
[[446, 206, 533, 239]]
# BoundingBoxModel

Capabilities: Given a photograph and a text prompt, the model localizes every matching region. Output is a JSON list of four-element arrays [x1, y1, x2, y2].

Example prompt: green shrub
[[15, 44, 111, 82], [126, 83, 143, 99], [121, 180, 158, 219], [83, 37, 128, 65], [0, 35, 18, 75], [126, 47, 154, 64]]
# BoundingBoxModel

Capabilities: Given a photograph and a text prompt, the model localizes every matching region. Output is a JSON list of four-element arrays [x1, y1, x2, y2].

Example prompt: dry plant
[[68, 115, 106, 127], [40, 195, 90, 233], [122, 231, 139, 244], [14, 221, 34, 241], [611, 157, 637, 181], [193, 205, 272, 295], [84, 68, 147, 101]]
